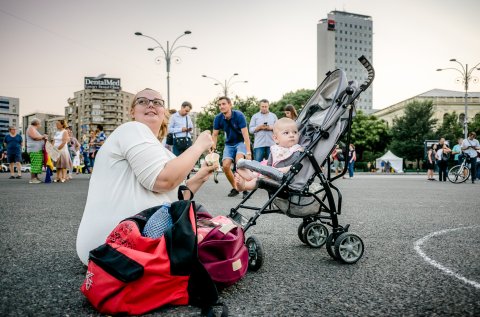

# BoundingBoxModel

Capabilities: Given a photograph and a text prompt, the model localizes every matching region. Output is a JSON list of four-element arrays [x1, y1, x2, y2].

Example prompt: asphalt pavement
[[0, 172, 479, 316]]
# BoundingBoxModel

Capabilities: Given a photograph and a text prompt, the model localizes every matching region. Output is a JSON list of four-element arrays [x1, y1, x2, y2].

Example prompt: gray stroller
[[231, 55, 375, 270]]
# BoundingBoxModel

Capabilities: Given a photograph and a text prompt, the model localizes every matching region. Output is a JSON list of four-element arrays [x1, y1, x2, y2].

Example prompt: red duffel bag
[[80, 201, 220, 315], [196, 209, 249, 287]]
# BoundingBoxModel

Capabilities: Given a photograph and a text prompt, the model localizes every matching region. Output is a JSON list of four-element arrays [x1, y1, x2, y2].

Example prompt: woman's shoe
[[60, 179, 66, 183], [53, 179, 59, 183]]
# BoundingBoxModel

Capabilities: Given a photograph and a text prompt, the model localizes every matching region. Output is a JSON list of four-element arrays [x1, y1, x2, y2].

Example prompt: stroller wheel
[[326, 234, 338, 260], [334, 232, 364, 264], [297, 222, 307, 244], [246, 236, 264, 271], [303, 222, 328, 248]]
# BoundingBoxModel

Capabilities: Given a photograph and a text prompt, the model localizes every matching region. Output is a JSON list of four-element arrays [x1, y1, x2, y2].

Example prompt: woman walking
[[347, 144, 356, 178]]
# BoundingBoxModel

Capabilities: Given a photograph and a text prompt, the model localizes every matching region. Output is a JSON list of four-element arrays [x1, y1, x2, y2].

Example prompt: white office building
[[0, 96, 20, 143], [66, 77, 134, 139], [317, 11, 373, 112]]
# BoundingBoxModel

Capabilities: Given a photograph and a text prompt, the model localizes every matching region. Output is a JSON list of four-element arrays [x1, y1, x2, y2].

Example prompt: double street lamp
[[437, 59, 480, 138], [135, 31, 197, 110], [201, 73, 248, 97]]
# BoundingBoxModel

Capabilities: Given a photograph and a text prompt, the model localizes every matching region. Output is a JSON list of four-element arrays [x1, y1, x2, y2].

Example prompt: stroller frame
[[230, 56, 375, 269]]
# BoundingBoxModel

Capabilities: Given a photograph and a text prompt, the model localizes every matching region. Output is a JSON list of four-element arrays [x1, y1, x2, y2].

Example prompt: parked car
[[21, 164, 31, 173]]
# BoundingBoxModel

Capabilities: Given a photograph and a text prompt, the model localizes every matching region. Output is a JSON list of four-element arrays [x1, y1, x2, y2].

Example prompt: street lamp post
[[437, 59, 480, 138], [135, 31, 197, 110], [201, 73, 248, 97]]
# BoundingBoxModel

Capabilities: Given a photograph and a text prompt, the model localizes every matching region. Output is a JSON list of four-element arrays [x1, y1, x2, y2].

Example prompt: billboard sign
[[84, 77, 121, 90]]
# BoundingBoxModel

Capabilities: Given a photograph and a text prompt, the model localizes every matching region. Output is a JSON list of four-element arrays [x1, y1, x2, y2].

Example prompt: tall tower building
[[317, 11, 373, 112], [66, 77, 134, 139], [0, 96, 20, 142]]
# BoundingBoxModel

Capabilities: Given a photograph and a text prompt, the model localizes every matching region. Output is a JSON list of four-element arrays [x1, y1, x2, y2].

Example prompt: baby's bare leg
[[236, 168, 255, 181], [234, 173, 257, 191]]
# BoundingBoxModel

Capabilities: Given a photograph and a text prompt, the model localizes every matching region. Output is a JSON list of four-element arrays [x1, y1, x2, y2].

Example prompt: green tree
[[349, 110, 391, 161], [468, 113, 480, 135], [195, 96, 259, 154], [435, 112, 463, 143], [270, 89, 315, 118], [390, 100, 437, 167]]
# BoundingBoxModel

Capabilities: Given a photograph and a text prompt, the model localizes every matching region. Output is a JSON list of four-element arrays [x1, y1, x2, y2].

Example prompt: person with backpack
[[332, 144, 344, 176], [435, 137, 451, 182], [461, 131, 480, 184]]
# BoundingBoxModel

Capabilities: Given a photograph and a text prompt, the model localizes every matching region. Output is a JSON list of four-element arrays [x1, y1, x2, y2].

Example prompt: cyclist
[[461, 131, 480, 184]]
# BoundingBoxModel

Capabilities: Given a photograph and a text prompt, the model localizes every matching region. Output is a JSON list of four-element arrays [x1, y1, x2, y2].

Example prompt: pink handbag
[[197, 212, 249, 287]]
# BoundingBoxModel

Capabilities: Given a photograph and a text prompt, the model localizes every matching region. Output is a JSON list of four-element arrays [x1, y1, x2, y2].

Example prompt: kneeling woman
[[76, 88, 216, 265]]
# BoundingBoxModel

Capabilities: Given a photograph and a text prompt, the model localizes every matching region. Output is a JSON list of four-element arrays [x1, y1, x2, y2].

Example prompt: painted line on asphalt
[[414, 225, 480, 290]]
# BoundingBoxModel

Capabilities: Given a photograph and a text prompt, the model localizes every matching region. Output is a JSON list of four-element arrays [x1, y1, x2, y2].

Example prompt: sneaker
[[29, 179, 42, 184], [242, 191, 249, 199], [228, 188, 239, 197]]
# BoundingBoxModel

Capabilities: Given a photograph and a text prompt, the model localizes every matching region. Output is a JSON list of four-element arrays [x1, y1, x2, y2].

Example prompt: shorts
[[222, 143, 247, 162], [7, 152, 22, 163], [333, 159, 344, 169]]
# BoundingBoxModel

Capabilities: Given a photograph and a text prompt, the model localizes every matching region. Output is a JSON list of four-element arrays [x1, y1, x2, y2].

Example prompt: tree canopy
[[349, 110, 391, 162], [390, 100, 437, 163], [435, 111, 463, 143], [270, 89, 315, 118]]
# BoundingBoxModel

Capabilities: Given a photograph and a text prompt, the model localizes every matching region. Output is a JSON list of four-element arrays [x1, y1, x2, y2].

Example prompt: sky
[[1, 0, 480, 120]]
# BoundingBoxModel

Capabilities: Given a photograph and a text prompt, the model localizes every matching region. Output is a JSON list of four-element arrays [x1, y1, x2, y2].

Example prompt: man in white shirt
[[168, 101, 194, 156], [461, 131, 480, 184], [249, 99, 277, 162]]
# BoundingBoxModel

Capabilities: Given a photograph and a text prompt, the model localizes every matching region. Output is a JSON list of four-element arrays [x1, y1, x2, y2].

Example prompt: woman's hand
[[195, 162, 219, 182], [192, 130, 213, 153]]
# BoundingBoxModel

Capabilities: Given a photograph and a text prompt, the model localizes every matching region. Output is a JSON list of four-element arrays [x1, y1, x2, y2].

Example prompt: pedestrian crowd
[[425, 133, 480, 183]]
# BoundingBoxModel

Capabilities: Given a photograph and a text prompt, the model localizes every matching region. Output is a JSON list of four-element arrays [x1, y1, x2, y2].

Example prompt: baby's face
[[274, 122, 299, 148]]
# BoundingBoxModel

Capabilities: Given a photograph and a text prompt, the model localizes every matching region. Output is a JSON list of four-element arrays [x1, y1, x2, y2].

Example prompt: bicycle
[[447, 154, 471, 183]]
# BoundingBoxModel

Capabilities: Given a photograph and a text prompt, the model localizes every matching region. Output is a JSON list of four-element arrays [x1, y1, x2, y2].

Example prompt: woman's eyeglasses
[[135, 97, 165, 108]]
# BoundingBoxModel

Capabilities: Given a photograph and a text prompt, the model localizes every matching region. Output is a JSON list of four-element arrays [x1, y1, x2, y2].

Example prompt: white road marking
[[414, 225, 480, 289]]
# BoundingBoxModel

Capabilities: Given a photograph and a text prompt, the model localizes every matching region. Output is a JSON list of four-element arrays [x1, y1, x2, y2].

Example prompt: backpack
[[196, 208, 249, 287], [80, 201, 221, 316]]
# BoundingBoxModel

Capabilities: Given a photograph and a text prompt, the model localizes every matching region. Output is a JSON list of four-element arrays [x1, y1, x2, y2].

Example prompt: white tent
[[376, 150, 404, 173]]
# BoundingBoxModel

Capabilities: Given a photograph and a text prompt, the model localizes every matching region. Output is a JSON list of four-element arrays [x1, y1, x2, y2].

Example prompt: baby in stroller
[[235, 117, 303, 191]]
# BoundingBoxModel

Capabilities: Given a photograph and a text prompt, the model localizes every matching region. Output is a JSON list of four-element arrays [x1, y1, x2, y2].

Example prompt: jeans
[[470, 160, 477, 182], [254, 147, 270, 162], [437, 160, 448, 181], [83, 152, 90, 173], [348, 161, 355, 177]]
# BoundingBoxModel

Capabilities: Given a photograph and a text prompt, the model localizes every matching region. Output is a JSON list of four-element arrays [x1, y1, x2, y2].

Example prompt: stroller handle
[[358, 55, 375, 91]]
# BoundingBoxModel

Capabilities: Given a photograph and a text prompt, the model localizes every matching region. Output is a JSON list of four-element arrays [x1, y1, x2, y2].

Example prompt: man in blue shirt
[[95, 125, 107, 152], [168, 101, 194, 156], [249, 99, 277, 162], [3, 126, 23, 179], [212, 96, 252, 197]]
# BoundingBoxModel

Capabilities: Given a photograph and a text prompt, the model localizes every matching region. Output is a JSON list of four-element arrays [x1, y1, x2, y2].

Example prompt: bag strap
[[178, 185, 194, 201]]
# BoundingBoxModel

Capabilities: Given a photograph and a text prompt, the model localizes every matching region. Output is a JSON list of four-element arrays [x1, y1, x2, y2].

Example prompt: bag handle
[[178, 184, 194, 201]]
